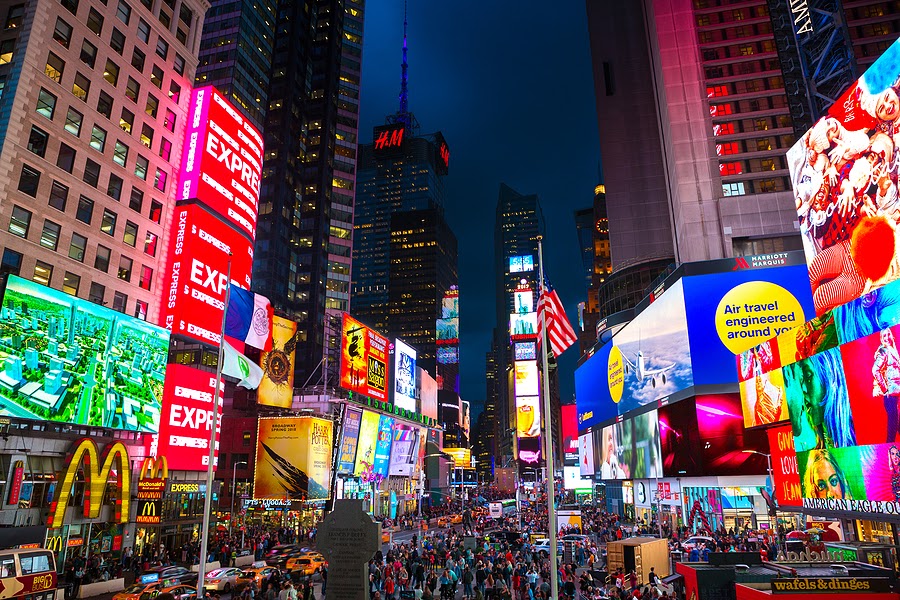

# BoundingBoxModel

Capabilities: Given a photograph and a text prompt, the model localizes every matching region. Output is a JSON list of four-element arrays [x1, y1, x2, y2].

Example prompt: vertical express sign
[[339, 313, 390, 401]]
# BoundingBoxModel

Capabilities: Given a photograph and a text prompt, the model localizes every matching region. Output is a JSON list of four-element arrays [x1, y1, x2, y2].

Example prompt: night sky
[[359, 1, 601, 418]]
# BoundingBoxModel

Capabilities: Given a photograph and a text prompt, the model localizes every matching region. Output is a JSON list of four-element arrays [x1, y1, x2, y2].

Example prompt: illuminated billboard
[[151, 364, 223, 471], [509, 255, 534, 273], [388, 425, 421, 476], [575, 344, 620, 432], [436, 346, 459, 364], [513, 289, 534, 315], [788, 37, 900, 316], [393, 339, 417, 412], [253, 417, 332, 500], [418, 367, 438, 419], [514, 361, 539, 396], [561, 405, 579, 466], [579, 431, 595, 477], [436, 318, 459, 344], [442, 291, 459, 318], [516, 396, 540, 438], [178, 87, 263, 241], [445, 447, 471, 468], [258, 316, 297, 408], [517, 436, 541, 467], [597, 410, 664, 480], [0, 276, 169, 431], [373, 124, 406, 153], [373, 414, 394, 480], [768, 424, 802, 508], [515, 342, 536, 361], [339, 314, 390, 402], [158, 203, 254, 345], [563, 466, 592, 490], [510, 312, 538, 340], [462, 400, 470, 440], [353, 410, 381, 482], [337, 407, 362, 474]]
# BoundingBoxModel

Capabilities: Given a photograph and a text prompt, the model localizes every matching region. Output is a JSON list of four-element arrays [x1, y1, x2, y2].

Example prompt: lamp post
[[230, 461, 247, 536], [743, 450, 782, 555]]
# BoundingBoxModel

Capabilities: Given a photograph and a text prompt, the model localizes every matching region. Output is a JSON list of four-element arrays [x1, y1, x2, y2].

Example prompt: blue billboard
[[373, 414, 395, 478], [575, 344, 617, 432], [682, 264, 815, 386]]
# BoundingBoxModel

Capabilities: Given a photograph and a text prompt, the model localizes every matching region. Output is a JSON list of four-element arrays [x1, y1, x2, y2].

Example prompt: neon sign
[[373, 125, 405, 151], [136, 457, 167, 524], [439, 141, 449, 168], [48, 438, 131, 529]]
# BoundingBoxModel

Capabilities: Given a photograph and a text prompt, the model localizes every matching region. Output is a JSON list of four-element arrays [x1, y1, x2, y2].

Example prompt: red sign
[[560, 405, 579, 466], [768, 424, 802, 508], [178, 87, 263, 241], [158, 203, 254, 345], [7, 461, 23, 506], [373, 125, 405, 151], [439, 140, 449, 168], [339, 313, 390, 401], [149, 365, 223, 471]]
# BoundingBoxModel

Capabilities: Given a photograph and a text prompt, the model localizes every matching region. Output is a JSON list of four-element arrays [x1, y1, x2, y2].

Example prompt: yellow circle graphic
[[715, 281, 804, 355], [608, 345, 624, 404]]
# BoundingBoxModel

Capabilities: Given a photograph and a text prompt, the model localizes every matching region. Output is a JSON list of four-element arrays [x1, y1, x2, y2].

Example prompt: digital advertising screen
[[258, 316, 297, 408], [337, 407, 362, 474], [659, 398, 703, 477], [393, 338, 417, 412], [178, 87, 263, 241], [388, 424, 420, 476], [373, 414, 395, 479], [842, 324, 900, 446], [515, 395, 541, 438], [437, 346, 459, 364], [768, 424, 802, 508], [598, 421, 629, 480], [517, 436, 541, 468], [739, 366, 788, 429], [151, 364, 223, 471], [445, 447, 470, 468], [561, 404, 579, 466], [509, 255, 534, 273], [418, 367, 438, 418], [0, 276, 169, 431], [436, 318, 459, 344], [339, 313, 390, 402], [579, 431, 595, 477], [253, 417, 332, 500], [682, 265, 814, 386], [515, 342, 537, 361], [833, 279, 900, 345], [462, 400, 471, 439], [696, 394, 768, 476], [513, 289, 534, 315], [442, 292, 459, 318], [575, 344, 620, 433], [563, 466, 592, 490], [353, 410, 381, 480], [510, 312, 538, 340], [514, 361, 539, 396], [788, 37, 900, 316], [629, 410, 663, 479], [158, 203, 254, 345]]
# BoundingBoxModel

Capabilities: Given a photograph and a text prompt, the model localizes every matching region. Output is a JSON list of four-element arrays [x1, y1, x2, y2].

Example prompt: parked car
[[560, 534, 591, 544], [681, 536, 715, 551], [203, 567, 243, 592], [532, 538, 564, 557]]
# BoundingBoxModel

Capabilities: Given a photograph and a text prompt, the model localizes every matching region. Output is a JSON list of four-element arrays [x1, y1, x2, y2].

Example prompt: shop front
[[632, 479, 683, 533]]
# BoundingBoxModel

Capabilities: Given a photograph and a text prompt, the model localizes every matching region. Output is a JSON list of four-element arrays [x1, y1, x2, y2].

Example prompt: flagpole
[[536, 235, 560, 600], [197, 254, 232, 591]]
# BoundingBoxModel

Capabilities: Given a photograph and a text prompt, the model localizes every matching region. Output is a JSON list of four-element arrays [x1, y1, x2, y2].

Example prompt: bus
[[0, 548, 57, 600], [489, 499, 517, 519]]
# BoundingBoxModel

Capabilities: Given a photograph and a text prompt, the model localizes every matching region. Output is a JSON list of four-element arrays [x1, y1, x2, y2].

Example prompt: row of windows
[[719, 155, 786, 175], [715, 134, 796, 156], [709, 94, 789, 117], [705, 58, 782, 80], [0, 247, 148, 318], [701, 39, 777, 61], [706, 77, 784, 97], [697, 21, 774, 45], [721, 176, 790, 197], [711, 115, 793, 137], [695, 5, 769, 25]]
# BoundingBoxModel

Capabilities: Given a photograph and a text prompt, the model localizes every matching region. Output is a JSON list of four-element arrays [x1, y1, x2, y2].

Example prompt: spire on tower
[[398, 0, 410, 128]]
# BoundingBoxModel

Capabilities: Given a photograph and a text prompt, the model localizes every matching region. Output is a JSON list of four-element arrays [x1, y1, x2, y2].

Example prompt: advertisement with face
[[579, 431, 595, 477], [783, 347, 856, 451], [575, 344, 620, 433], [561, 405, 579, 466], [776, 312, 839, 369], [178, 87, 263, 240], [768, 424, 803, 508], [158, 203, 254, 345], [339, 313, 390, 401], [739, 363, 788, 428], [599, 422, 629, 480], [798, 447, 866, 501], [338, 407, 362, 474], [834, 280, 900, 344], [788, 38, 900, 315], [841, 325, 900, 445], [683, 266, 814, 386], [258, 316, 297, 408], [388, 425, 420, 476], [354, 410, 381, 481], [393, 339, 417, 412], [153, 364, 223, 470], [658, 398, 702, 477], [0, 276, 170, 431], [253, 417, 332, 500], [613, 280, 692, 414]]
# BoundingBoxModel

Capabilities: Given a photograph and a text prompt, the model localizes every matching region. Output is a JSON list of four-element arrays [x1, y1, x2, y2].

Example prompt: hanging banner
[[258, 316, 298, 408]]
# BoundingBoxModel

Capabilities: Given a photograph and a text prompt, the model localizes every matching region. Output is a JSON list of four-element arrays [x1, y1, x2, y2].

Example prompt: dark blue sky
[[359, 1, 601, 416]]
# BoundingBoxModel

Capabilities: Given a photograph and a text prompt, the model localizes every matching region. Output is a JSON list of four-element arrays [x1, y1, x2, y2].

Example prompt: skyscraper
[[586, 0, 899, 268]]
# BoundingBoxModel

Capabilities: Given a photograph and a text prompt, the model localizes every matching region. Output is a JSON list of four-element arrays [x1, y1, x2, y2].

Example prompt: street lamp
[[230, 461, 247, 536], [743, 450, 782, 556]]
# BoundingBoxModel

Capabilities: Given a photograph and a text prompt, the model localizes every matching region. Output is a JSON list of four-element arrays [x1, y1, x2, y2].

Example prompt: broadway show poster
[[354, 410, 381, 481], [339, 313, 390, 401], [258, 316, 297, 408], [338, 407, 362, 474], [373, 414, 395, 480], [254, 417, 333, 500]]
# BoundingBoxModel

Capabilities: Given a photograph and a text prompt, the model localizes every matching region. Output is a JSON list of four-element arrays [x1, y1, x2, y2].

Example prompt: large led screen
[[253, 417, 332, 500], [388, 424, 420, 476], [563, 466, 592, 490], [561, 404, 579, 466], [768, 424, 802, 508], [418, 368, 438, 419], [517, 436, 541, 468], [579, 431, 595, 477], [258, 316, 297, 408], [788, 38, 900, 316], [514, 361, 539, 396], [0, 276, 169, 431], [339, 313, 390, 402], [514, 289, 534, 315], [179, 87, 264, 241], [515, 395, 541, 438], [353, 410, 381, 481], [373, 414, 394, 480], [575, 344, 620, 432], [436, 318, 459, 344], [509, 255, 534, 273], [393, 339, 417, 412], [696, 394, 768, 476], [337, 407, 362, 474], [682, 265, 814, 386], [658, 398, 703, 477]]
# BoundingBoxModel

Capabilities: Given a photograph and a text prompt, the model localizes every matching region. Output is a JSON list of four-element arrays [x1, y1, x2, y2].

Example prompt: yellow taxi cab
[[235, 566, 279, 590], [112, 582, 161, 600], [436, 517, 449, 527], [141, 585, 197, 600], [286, 556, 326, 577], [450, 515, 463, 524], [381, 531, 391, 543]]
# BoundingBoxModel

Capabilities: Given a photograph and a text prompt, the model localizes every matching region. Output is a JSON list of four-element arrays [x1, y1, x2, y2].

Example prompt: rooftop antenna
[[389, 0, 419, 132]]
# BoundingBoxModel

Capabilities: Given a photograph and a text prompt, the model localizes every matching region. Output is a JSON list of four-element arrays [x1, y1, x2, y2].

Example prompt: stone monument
[[318, 499, 381, 600]]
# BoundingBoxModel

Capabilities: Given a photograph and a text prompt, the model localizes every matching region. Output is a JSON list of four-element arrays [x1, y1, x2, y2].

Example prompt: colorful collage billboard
[[393, 339, 417, 412], [0, 276, 169, 431], [788, 37, 900, 316], [436, 290, 459, 345], [738, 277, 900, 510], [339, 313, 390, 402], [253, 417, 333, 500], [353, 410, 394, 483]]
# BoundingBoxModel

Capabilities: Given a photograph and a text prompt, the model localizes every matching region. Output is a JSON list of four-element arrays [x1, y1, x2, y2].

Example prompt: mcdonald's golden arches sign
[[136, 456, 167, 524]]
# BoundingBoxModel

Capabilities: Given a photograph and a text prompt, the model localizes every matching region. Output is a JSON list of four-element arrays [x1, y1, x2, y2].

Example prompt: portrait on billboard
[[798, 447, 865, 501], [835, 281, 900, 344], [788, 38, 900, 315], [784, 347, 856, 452], [599, 422, 628, 480], [841, 325, 900, 445], [736, 339, 780, 383], [859, 443, 900, 502], [739, 365, 787, 428], [777, 312, 839, 368]]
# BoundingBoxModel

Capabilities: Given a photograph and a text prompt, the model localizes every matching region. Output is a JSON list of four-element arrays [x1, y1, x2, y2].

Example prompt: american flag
[[537, 278, 577, 356]]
